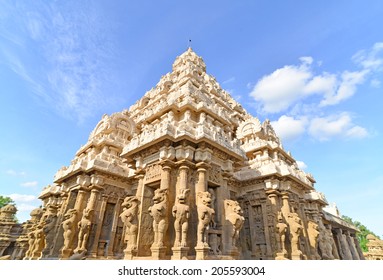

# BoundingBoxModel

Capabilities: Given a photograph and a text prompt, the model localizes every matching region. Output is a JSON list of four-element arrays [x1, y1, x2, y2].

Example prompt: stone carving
[[287, 212, 303, 258], [61, 209, 78, 258], [31, 222, 45, 259], [149, 188, 168, 247], [275, 211, 288, 259], [41, 205, 58, 257], [196, 191, 215, 247], [307, 220, 320, 259], [119, 196, 140, 251], [224, 199, 245, 248], [172, 189, 190, 248], [74, 208, 93, 254]]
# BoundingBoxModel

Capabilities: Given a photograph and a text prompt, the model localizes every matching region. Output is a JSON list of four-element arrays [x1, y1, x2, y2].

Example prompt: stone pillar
[[195, 163, 209, 194], [89, 195, 108, 258], [178, 165, 189, 190], [107, 199, 122, 258], [172, 165, 190, 260], [345, 231, 359, 260], [265, 190, 278, 259], [195, 162, 211, 260], [160, 165, 172, 190], [281, 192, 291, 217], [352, 234, 365, 260]]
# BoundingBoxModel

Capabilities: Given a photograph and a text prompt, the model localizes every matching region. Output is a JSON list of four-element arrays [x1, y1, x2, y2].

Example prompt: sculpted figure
[[41, 206, 58, 257], [61, 209, 78, 255], [276, 212, 288, 255], [325, 224, 339, 259], [149, 188, 168, 247], [287, 212, 303, 255], [74, 208, 93, 253], [119, 196, 140, 250], [172, 189, 190, 248], [307, 220, 320, 259], [196, 191, 215, 247], [31, 221, 46, 259], [24, 225, 37, 260], [224, 199, 245, 248]]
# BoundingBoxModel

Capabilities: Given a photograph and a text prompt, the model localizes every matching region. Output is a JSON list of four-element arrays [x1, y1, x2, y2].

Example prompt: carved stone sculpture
[[172, 189, 190, 248], [287, 212, 303, 258], [307, 220, 320, 259], [119, 196, 140, 251], [149, 188, 168, 247], [224, 199, 245, 248], [61, 209, 78, 258], [31, 222, 45, 259], [275, 211, 288, 259], [74, 208, 93, 254], [196, 191, 215, 247]]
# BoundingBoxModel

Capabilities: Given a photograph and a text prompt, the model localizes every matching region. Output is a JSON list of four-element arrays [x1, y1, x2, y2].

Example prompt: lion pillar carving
[[60, 209, 78, 259], [287, 212, 303, 260], [223, 199, 244, 258], [275, 211, 288, 260], [171, 189, 190, 259], [195, 191, 215, 260], [307, 220, 320, 260], [149, 188, 168, 259], [74, 208, 93, 254], [119, 196, 140, 259]]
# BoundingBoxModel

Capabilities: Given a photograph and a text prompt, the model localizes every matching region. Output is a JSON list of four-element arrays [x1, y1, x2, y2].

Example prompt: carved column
[[89, 195, 108, 258], [345, 231, 359, 260], [265, 190, 278, 259], [160, 165, 172, 190], [172, 165, 190, 260], [195, 163, 209, 194], [195, 162, 212, 260], [107, 199, 122, 258]]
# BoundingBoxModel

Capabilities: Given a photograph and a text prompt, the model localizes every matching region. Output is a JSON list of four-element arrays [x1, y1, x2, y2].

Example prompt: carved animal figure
[[276, 212, 288, 255], [31, 222, 46, 259], [172, 189, 190, 248], [23, 225, 37, 260], [225, 199, 245, 248], [61, 209, 78, 255], [197, 191, 215, 247], [149, 188, 168, 247], [119, 196, 140, 250], [307, 220, 320, 259], [287, 212, 303, 255], [75, 208, 93, 253]]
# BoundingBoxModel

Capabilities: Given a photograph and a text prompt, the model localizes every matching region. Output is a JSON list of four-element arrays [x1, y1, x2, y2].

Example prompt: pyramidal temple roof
[[53, 48, 315, 190]]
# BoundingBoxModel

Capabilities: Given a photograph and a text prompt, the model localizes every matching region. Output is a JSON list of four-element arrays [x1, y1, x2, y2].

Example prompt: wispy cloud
[[5, 169, 26, 177], [0, 1, 119, 123], [20, 181, 38, 187], [8, 193, 37, 202], [308, 113, 368, 141]]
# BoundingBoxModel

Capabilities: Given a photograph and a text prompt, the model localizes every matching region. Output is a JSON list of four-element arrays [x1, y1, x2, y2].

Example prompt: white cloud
[[352, 42, 383, 70], [250, 42, 383, 114], [271, 115, 308, 142], [5, 169, 26, 177], [20, 181, 39, 187], [319, 70, 369, 107], [296, 160, 307, 169], [250, 57, 313, 113], [8, 194, 37, 202], [308, 113, 368, 141], [16, 203, 38, 212]]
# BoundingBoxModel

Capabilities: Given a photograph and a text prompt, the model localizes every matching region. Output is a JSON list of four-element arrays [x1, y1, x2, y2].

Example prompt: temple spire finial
[[188, 39, 192, 50]]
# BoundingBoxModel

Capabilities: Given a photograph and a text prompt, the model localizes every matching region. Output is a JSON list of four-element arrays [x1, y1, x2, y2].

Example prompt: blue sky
[[0, 1, 382, 237]]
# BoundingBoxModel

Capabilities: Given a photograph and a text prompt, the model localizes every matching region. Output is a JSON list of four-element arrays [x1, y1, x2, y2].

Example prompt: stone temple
[[0, 48, 364, 260]]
